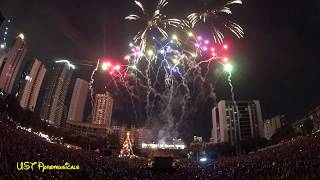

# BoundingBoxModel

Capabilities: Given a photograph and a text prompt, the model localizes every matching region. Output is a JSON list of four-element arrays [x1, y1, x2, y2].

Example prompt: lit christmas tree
[[119, 132, 134, 158]]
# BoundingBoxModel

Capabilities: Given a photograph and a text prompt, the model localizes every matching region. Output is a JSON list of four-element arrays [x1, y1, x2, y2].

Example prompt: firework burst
[[126, 0, 187, 53], [187, 0, 244, 44]]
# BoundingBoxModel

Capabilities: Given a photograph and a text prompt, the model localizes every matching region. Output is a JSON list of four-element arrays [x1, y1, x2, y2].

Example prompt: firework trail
[[227, 71, 239, 118], [124, 34, 231, 142], [89, 59, 100, 115], [228, 71, 236, 103], [86, 0, 245, 143]]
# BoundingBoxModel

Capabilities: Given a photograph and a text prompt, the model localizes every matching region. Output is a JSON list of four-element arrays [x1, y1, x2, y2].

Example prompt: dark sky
[[1, 0, 320, 140]]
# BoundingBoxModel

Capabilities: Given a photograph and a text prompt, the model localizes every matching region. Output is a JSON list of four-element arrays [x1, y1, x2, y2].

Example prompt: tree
[[119, 132, 134, 157]]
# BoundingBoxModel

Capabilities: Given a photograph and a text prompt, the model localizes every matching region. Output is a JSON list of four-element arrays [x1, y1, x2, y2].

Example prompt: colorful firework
[[125, 0, 187, 53], [187, 0, 244, 43], [88, 0, 244, 143]]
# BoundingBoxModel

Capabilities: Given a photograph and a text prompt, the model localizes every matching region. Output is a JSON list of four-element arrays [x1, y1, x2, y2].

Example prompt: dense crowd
[[1, 118, 320, 179]]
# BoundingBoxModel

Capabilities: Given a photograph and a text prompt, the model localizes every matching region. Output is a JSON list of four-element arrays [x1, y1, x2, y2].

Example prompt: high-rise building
[[211, 100, 264, 145], [0, 33, 27, 94], [19, 59, 46, 111], [92, 92, 113, 127], [263, 115, 286, 140], [40, 60, 75, 127], [13, 57, 34, 99], [67, 78, 88, 123]]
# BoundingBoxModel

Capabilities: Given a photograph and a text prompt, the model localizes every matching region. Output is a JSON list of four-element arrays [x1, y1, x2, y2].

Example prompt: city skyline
[[1, 1, 320, 179], [0, 0, 320, 140]]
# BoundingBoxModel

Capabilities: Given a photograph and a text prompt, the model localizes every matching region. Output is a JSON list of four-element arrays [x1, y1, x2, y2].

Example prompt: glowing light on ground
[[200, 157, 207, 162], [141, 143, 186, 150]]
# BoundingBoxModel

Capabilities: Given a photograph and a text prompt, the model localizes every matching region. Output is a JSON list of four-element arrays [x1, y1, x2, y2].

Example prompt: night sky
[[1, 0, 320, 140]]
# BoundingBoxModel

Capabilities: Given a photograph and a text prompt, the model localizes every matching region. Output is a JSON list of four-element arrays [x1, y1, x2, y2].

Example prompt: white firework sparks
[[126, 0, 187, 53], [187, 0, 244, 44]]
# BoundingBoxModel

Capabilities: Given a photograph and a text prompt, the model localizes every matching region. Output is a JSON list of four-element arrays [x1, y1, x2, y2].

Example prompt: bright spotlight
[[113, 65, 120, 71], [223, 57, 229, 62], [55, 60, 75, 69], [172, 34, 178, 40], [131, 64, 137, 70], [172, 58, 179, 65], [223, 44, 228, 49], [17, 33, 25, 40], [101, 62, 111, 71], [224, 63, 233, 73], [147, 50, 154, 56], [124, 55, 130, 60], [200, 157, 207, 162]]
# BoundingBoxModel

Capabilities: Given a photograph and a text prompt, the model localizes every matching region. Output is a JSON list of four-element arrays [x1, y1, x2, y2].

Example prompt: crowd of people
[[1, 117, 320, 179]]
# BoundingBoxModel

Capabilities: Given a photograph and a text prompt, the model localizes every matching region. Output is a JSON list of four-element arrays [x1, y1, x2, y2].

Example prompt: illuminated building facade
[[19, 58, 46, 111], [211, 100, 264, 145], [0, 34, 27, 93], [67, 78, 88, 123], [92, 92, 113, 127], [40, 60, 74, 127]]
